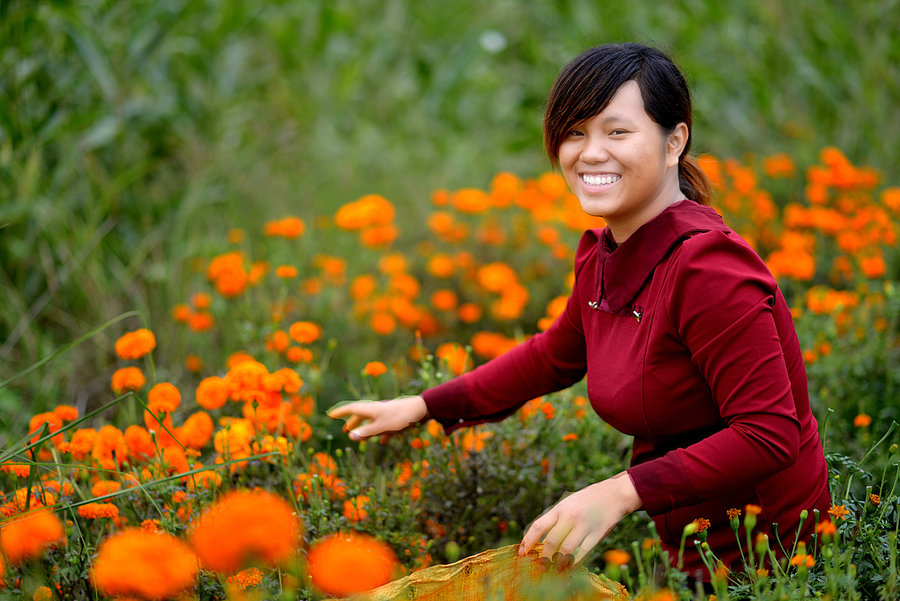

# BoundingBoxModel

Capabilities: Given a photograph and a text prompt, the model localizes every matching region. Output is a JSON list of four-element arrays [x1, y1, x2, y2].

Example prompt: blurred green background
[[1, 0, 899, 435]]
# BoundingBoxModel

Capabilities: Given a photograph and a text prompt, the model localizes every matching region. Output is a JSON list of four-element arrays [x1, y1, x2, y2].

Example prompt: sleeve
[[422, 231, 599, 435], [627, 230, 801, 516]]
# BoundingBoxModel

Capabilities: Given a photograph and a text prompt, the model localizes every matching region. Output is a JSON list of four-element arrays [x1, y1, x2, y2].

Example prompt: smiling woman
[[329, 42, 831, 583]]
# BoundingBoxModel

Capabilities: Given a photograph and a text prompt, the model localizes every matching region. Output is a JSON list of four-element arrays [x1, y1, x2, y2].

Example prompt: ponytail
[[679, 154, 713, 206]]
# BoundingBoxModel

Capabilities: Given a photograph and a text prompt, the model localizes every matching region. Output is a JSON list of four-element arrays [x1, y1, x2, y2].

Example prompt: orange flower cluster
[[335, 194, 398, 248], [114, 328, 157, 360], [91, 529, 198, 600], [78, 502, 120, 520], [294, 452, 348, 502], [0, 508, 65, 565], [307, 532, 398, 597], [189, 490, 301, 573], [264, 216, 306, 238], [206, 251, 251, 298], [111, 366, 146, 395]]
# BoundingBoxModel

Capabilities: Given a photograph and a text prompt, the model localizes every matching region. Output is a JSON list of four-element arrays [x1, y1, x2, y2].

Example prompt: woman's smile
[[581, 173, 622, 187]]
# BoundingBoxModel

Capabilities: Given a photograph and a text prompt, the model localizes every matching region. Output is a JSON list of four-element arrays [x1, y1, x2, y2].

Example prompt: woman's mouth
[[581, 173, 621, 186]]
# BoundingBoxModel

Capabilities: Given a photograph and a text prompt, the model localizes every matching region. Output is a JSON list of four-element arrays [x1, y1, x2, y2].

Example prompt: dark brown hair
[[543, 43, 712, 206]]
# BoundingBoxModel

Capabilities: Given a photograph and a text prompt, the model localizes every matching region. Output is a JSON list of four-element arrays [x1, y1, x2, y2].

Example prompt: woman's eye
[[567, 130, 584, 137], [610, 129, 627, 136]]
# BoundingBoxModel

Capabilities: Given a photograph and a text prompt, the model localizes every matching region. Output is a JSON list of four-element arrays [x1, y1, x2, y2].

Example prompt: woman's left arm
[[627, 230, 802, 517]]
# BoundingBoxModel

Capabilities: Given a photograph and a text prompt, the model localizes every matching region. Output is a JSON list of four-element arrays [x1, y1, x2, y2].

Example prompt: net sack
[[340, 543, 628, 601]]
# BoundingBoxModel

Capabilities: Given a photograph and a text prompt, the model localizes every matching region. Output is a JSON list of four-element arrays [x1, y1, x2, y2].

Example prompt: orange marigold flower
[[744, 504, 763, 516], [540, 402, 555, 420], [180, 411, 214, 450], [114, 328, 157, 360], [287, 346, 314, 363], [430, 289, 459, 312], [147, 382, 181, 414], [828, 504, 850, 521], [29, 412, 63, 445], [364, 361, 388, 377], [160, 446, 189, 476], [726, 507, 742, 520], [791, 553, 815, 568], [457, 302, 483, 324], [78, 502, 120, 520], [91, 528, 197, 600], [335, 194, 395, 230], [435, 342, 471, 376], [188, 311, 215, 332], [476, 262, 518, 293], [141, 518, 162, 532], [602, 548, 631, 565], [91, 480, 122, 497], [52, 404, 78, 421], [854, 413, 872, 428], [815, 520, 837, 537], [275, 264, 299, 279], [190, 490, 301, 573], [343, 495, 370, 522], [692, 518, 711, 532], [561, 433, 579, 442], [124, 425, 156, 462], [0, 463, 30, 478], [92, 425, 129, 470], [452, 188, 492, 213], [0, 508, 65, 565], [196, 376, 228, 410], [227, 566, 264, 590], [191, 291, 212, 309], [110, 367, 146, 398], [870, 493, 881, 505], [173, 303, 192, 322], [470, 331, 517, 360], [289, 321, 321, 344], [264, 216, 306, 238], [32, 586, 52, 601], [426, 254, 456, 278], [763, 153, 795, 178], [307, 532, 398, 597], [370, 312, 397, 336]]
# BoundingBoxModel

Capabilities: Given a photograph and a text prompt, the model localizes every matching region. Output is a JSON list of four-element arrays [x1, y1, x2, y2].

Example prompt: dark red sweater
[[422, 200, 831, 576]]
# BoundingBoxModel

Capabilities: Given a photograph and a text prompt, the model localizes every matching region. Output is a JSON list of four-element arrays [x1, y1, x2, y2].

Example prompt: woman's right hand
[[327, 395, 429, 443]]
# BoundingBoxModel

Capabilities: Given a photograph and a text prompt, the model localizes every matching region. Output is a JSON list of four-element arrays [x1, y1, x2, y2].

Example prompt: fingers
[[572, 530, 605, 566], [327, 402, 375, 419], [519, 510, 558, 557], [539, 520, 575, 563], [343, 414, 365, 433]]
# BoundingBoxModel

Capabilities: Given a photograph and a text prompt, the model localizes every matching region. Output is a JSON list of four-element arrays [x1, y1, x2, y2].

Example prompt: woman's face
[[557, 80, 687, 242]]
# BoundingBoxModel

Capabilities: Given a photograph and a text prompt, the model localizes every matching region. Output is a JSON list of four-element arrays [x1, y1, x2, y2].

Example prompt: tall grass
[[1, 0, 899, 436]]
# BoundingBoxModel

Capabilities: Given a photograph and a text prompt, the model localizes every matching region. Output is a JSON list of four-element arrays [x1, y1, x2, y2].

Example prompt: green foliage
[[3, 0, 900, 433]]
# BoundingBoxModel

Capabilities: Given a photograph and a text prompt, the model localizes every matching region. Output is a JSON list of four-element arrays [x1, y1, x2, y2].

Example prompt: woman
[[329, 43, 831, 580]]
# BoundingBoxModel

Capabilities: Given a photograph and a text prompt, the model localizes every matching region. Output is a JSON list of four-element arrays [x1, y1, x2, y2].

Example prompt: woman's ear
[[665, 122, 689, 168]]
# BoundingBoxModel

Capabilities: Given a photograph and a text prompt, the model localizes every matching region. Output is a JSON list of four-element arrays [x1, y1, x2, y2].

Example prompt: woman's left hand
[[518, 471, 642, 569]]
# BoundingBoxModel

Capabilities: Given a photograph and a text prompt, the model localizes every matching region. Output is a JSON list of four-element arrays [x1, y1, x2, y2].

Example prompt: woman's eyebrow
[[597, 114, 634, 126]]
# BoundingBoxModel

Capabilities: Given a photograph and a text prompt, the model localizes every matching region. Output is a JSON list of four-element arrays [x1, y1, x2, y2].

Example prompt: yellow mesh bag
[[340, 544, 628, 601]]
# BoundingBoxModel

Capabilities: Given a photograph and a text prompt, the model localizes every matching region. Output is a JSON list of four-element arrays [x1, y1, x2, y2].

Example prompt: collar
[[594, 200, 729, 313]]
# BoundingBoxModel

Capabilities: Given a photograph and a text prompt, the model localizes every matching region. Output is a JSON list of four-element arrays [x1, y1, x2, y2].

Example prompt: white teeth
[[583, 174, 621, 186]]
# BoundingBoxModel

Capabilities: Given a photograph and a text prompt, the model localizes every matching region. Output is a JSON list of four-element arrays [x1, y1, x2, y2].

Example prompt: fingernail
[[349, 431, 360, 441], [539, 557, 550, 573], [556, 553, 573, 572]]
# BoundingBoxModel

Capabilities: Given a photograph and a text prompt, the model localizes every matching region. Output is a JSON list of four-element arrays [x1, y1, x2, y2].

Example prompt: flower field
[[2, 146, 899, 600]]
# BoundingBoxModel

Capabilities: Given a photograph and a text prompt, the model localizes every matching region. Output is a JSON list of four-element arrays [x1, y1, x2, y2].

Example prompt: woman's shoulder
[[676, 227, 773, 280]]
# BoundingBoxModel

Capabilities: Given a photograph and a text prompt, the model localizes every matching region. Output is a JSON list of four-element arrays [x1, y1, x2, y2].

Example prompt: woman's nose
[[579, 135, 609, 162]]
